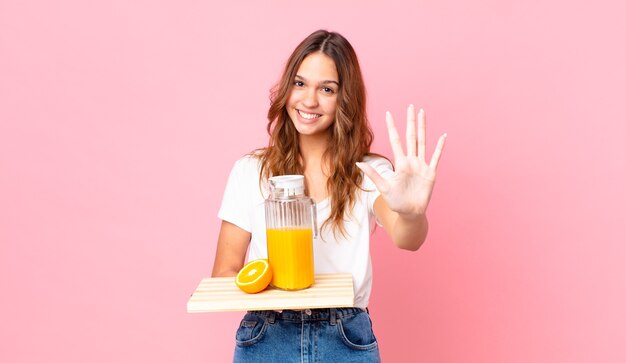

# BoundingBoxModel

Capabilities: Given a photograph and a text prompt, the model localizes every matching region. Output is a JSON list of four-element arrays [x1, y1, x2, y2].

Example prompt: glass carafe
[[265, 175, 317, 290]]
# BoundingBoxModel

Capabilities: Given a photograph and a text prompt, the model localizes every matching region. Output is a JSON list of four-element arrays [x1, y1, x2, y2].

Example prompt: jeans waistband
[[248, 307, 366, 325]]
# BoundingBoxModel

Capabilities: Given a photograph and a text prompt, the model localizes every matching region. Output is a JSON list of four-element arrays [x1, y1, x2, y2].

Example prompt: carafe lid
[[269, 175, 305, 197]]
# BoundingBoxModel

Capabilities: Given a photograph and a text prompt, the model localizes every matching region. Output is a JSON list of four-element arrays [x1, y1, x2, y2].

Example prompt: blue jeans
[[233, 308, 381, 362]]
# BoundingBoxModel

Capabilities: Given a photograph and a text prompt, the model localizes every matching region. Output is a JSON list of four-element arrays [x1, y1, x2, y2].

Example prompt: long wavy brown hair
[[257, 29, 375, 238]]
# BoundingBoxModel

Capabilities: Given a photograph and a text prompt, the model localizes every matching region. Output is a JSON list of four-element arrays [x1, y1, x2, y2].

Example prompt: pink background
[[2, 0, 625, 362]]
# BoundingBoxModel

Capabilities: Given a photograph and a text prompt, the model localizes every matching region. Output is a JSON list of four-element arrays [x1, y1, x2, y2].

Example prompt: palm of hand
[[384, 154, 437, 215]]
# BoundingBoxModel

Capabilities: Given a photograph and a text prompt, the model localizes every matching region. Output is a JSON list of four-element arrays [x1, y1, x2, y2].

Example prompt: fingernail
[[419, 108, 424, 115], [409, 104, 414, 109]]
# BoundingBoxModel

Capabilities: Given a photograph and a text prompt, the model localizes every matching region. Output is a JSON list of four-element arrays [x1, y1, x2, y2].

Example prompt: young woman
[[212, 29, 446, 362]]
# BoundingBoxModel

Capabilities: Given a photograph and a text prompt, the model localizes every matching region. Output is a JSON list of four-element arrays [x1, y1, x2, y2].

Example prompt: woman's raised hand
[[357, 105, 447, 217]]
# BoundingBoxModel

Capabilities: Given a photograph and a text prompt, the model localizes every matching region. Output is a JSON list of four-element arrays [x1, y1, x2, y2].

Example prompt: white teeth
[[298, 110, 321, 120]]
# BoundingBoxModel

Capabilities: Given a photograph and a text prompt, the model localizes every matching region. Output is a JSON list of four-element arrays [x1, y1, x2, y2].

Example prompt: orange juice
[[266, 228, 314, 290]]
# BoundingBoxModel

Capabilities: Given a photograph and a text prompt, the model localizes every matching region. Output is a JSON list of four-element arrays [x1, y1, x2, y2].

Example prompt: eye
[[294, 80, 304, 87], [322, 87, 335, 94]]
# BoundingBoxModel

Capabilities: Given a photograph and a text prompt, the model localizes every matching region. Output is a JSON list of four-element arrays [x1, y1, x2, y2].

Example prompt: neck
[[298, 133, 331, 202], [298, 133, 329, 165]]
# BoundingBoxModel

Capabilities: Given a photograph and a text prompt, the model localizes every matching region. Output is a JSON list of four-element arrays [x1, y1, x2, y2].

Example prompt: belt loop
[[267, 310, 276, 324], [329, 308, 337, 326]]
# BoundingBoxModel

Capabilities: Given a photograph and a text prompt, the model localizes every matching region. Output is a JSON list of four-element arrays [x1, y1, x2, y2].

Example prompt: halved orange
[[235, 259, 272, 294]]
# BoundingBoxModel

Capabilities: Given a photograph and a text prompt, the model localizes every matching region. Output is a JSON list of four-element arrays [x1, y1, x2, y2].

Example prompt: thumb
[[356, 162, 390, 193]]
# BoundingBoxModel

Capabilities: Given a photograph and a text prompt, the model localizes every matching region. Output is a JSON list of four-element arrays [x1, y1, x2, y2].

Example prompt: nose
[[302, 88, 318, 108]]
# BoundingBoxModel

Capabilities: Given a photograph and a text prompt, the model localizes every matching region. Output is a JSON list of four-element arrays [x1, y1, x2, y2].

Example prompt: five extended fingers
[[361, 105, 447, 209], [387, 105, 446, 169]]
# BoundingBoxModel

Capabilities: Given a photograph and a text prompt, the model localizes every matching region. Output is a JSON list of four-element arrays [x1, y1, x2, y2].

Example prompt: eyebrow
[[295, 75, 340, 86]]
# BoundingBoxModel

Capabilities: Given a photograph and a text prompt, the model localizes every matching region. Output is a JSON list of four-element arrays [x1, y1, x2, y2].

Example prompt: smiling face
[[286, 52, 339, 139]]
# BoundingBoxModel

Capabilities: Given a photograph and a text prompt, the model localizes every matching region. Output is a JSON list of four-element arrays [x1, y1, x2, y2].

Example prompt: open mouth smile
[[298, 109, 322, 120]]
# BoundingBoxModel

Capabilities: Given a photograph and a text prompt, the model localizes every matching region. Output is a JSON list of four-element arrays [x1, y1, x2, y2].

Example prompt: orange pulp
[[235, 259, 272, 294]]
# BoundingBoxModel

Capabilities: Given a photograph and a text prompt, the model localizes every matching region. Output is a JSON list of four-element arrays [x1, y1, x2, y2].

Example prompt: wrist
[[396, 210, 426, 223]]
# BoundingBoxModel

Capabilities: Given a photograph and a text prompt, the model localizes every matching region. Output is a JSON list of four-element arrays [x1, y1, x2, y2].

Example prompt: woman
[[212, 29, 446, 362]]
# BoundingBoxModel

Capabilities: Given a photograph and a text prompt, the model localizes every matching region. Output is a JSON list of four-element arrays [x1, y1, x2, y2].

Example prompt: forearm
[[374, 197, 429, 251], [389, 212, 429, 251]]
